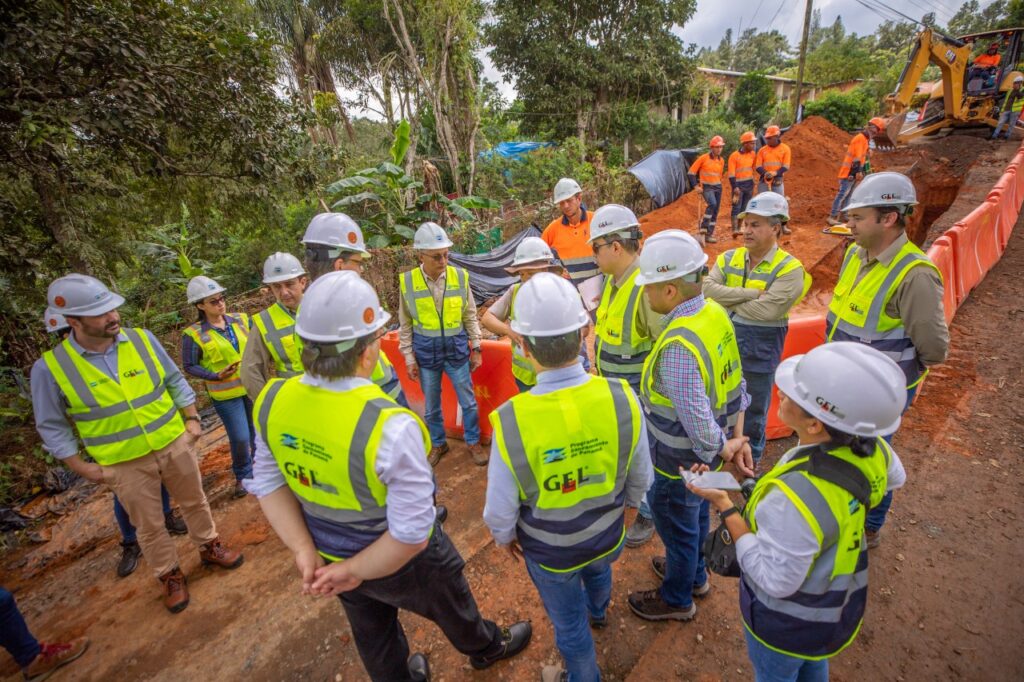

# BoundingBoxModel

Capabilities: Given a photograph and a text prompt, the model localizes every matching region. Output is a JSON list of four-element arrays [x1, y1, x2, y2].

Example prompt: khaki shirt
[[240, 305, 297, 401], [703, 245, 806, 322], [398, 265, 483, 363]]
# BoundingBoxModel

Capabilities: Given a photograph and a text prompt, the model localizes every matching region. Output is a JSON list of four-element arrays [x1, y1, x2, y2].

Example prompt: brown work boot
[[232, 481, 248, 499], [428, 442, 450, 466], [22, 637, 89, 681], [468, 443, 489, 466], [199, 537, 244, 569], [159, 567, 190, 613], [627, 588, 696, 621]]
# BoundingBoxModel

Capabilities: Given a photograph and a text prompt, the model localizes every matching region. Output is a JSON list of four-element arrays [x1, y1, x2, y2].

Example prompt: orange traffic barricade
[[926, 235, 959, 326], [765, 315, 827, 440], [948, 200, 1003, 301]]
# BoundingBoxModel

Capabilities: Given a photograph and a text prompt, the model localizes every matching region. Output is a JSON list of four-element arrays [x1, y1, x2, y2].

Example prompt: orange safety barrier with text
[[764, 315, 827, 440], [948, 200, 1004, 301], [926, 235, 959, 326], [381, 332, 518, 442]]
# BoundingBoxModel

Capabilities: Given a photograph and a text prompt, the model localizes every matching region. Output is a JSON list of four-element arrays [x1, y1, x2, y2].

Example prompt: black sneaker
[[116, 541, 142, 578], [164, 509, 188, 536], [408, 653, 430, 682], [469, 621, 532, 670]]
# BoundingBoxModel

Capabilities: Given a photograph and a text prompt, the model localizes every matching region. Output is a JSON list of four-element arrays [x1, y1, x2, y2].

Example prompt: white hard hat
[[634, 230, 708, 285], [774, 342, 905, 437], [1014, 75, 1024, 83], [844, 171, 918, 213], [295, 271, 391, 344], [510, 272, 589, 337], [553, 178, 583, 204], [588, 204, 641, 243], [507, 237, 555, 271], [262, 252, 306, 284], [740, 192, 790, 221], [186, 275, 226, 304], [43, 307, 69, 333], [413, 221, 454, 250], [302, 212, 371, 257], [47, 274, 125, 317]]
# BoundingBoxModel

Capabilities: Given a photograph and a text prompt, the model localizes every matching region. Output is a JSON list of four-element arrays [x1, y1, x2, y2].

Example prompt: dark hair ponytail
[[821, 423, 876, 458], [195, 304, 206, 323]]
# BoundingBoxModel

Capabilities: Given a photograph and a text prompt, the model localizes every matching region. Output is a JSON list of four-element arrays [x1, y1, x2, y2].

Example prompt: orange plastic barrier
[[948, 200, 1003, 301], [995, 192, 1019, 249], [988, 169, 1017, 212], [764, 315, 827, 440], [926, 235, 959, 326]]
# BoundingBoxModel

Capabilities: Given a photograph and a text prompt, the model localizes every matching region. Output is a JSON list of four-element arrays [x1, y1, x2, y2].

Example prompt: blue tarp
[[479, 141, 554, 161]]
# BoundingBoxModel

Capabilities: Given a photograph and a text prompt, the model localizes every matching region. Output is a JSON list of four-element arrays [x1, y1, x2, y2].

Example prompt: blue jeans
[[212, 395, 256, 481], [829, 178, 857, 217], [744, 371, 775, 464], [757, 180, 785, 197], [744, 628, 828, 682], [731, 182, 754, 218], [992, 109, 1017, 139], [114, 486, 171, 544], [525, 545, 623, 682], [649, 473, 708, 608], [701, 186, 722, 237], [0, 588, 40, 668], [420, 360, 480, 446], [865, 383, 918, 532]]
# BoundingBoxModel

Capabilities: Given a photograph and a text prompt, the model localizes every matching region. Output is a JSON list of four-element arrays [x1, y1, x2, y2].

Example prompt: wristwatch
[[719, 506, 741, 521], [184, 416, 201, 423]]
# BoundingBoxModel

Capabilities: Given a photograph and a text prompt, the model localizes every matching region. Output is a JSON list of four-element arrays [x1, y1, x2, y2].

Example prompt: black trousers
[[338, 524, 502, 681]]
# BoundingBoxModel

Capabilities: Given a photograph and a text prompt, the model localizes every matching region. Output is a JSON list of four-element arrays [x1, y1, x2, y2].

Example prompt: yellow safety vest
[[508, 283, 536, 387], [716, 247, 812, 326], [490, 375, 641, 572], [595, 267, 654, 379], [399, 265, 469, 336], [370, 352, 402, 402], [42, 328, 185, 465], [252, 303, 303, 378], [182, 313, 251, 401]]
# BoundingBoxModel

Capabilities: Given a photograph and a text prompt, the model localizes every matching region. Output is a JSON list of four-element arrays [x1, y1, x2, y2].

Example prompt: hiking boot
[[164, 509, 187, 536], [589, 613, 607, 629], [628, 588, 696, 621], [199, 537, 244, 569], [435, 505, 448, 525], [705, 235, 718, 244], [650, 557, 711, 598], [625, 514, 655, 548], [159, 567, 189, 613], [428, 443, 450, 467], [22, 637, 89, 681], [116, 541, 142, 578], [541, 664, 568, 682], [468, 443, 489, 466], [865, 528, 882, 550], [408, 653, 431, 682], [469, 621, 532, 670], [826, 215, 842, 227], [232, 481, 248, 499]]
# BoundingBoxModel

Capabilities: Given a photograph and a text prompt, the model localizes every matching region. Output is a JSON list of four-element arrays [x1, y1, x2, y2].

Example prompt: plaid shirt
[[653, 294, 750, 463]]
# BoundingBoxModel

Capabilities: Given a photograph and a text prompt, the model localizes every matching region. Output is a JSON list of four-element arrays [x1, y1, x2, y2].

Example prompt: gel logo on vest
[[543, 468, 607, 494], [122, 368, 146, 379], [720, 359, 738, 385], [283, 461, 338, 494], [847, 302, 865, 315]]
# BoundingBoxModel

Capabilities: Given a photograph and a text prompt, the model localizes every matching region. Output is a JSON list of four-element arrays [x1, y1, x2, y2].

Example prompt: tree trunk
[[31, 168, 92, 275]]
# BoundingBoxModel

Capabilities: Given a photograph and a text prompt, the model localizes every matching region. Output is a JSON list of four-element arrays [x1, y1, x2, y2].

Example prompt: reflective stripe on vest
[[400, 265, 468, 338], [716, 248, 812, 327], [42, 328, 185, 465], [639, 301, 744, 477], [595, 267, 652, 381], [561, 256, 600, 285], [183, 313, 250, 400], [255, 378, 430, 561], [253, 303, 303, 377], [508, 284, 536, 386], [826, 242, 940, 387], [370, 352, 403, 402], [729, 150, 756, 182], [692, 153, 724, 185], [490, 376, 641, 572]]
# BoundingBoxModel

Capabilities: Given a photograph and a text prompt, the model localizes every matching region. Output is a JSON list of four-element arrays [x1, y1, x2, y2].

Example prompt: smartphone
[[681, 470, 742, 491]]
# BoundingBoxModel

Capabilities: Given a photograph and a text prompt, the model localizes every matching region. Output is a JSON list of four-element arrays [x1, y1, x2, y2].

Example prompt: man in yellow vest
[[241, 251, 308, 400], [301, 212, 408, 407], [484, 272, 652, 682], [398, 222, 487, 466], [826, 171, 948, 547], [30, 275, 243, 613], [624, 230, 753, 622], [703, 192, 810, 466], [249, 271, 531, 681]]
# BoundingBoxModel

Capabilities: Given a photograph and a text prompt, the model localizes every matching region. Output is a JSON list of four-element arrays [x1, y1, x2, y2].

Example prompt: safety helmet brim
[[73, 292, 125, 317]]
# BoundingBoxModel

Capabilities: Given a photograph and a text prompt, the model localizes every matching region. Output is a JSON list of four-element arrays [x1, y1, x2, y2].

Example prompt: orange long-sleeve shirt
[[689, 153, 725, 186], [755, 143, 792, 176], [838, 132, 870, 179], [728, 150, 756, 183], [973, 53, 1001, 68]]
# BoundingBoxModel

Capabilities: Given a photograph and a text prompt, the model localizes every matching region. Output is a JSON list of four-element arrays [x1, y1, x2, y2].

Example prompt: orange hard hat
[[709, 135, 725, 147], [869, 116, 887, 130], [990, 42, 1001, 50], [740, 131, 756, 143], [765, 125, 781, 137]]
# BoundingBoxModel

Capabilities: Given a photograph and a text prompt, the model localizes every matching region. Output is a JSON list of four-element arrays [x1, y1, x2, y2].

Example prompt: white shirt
[[735, 443, 906, 598], [245, 375, 436, 545]]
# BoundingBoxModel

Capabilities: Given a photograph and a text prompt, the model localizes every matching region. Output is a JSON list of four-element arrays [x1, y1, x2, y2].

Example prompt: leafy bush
[[802, 88, 875, 131], [732, 73, 777, 130]]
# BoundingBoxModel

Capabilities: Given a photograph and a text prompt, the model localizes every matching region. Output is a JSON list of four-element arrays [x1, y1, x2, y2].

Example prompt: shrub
[[802, 88, 875, 131]]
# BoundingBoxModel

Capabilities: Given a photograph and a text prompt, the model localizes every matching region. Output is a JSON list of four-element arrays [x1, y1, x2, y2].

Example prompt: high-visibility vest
[[370, 352, 404, 403], [728, 150, 757, 183], [253, 303, 303, 378], [255, 378, 430, 561], [42, 328, 186, 465], [715, 248, 812, 327], [690, 153, 725, 186], [399, 265, 468, 337], [490, 375, 641, 572], [838, 133, 869, 179], [182, 314, 251, 401], [595, 267, 653, 387], [507, 283, 536, 387], [542, 210, 598, 286], [640, 301, 744, 477], [826, 241, 940, 389], [740, 440, 892, 659]]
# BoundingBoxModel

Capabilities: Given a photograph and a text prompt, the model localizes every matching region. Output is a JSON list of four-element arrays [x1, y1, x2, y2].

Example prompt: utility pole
[[792, 0, 814, 118]]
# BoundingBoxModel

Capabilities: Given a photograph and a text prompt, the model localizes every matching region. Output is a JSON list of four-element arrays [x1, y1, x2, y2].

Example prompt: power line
[[767, 0, 786, 31], [748, 0, 766, 29]]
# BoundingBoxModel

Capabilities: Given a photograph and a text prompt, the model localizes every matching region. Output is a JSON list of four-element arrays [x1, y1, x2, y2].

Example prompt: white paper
[[681, 470, 742, 491], [577, 275, 605, 312]]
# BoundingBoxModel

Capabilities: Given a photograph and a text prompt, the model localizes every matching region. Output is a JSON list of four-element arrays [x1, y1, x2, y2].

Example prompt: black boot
[[164, 509, 188, 536], [408, 653, 431, 682], [116, 541, 142, 578], [469, 621, 533, 670]]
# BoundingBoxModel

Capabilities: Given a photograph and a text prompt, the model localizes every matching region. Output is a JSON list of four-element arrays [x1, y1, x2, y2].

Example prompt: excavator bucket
[[874, 113, 906, 150]]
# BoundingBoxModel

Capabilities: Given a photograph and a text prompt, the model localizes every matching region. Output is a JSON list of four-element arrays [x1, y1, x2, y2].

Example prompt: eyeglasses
[[591, 240, 617, 254], [423, 252, 448, 262], [205, 296, 226, 305]]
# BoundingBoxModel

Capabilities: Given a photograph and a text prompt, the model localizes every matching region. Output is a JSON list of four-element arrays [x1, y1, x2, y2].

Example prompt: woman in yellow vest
[[181, 276, 255, 499], [686, 342, 907, 681]]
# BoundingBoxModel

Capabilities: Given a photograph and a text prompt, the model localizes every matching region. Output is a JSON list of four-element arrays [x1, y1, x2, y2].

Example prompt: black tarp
[[627, 148, 701, 208], [449, 225, 543, 304]]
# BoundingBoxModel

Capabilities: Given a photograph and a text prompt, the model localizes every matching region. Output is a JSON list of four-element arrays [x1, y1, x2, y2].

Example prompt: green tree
[[947, 0, 1008, 35], [701, 28, 793, 74], [731, 73, 777, 129]]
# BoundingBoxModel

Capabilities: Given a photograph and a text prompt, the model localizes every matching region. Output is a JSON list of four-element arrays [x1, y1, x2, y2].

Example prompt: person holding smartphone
[[182, 275, 256, 499]]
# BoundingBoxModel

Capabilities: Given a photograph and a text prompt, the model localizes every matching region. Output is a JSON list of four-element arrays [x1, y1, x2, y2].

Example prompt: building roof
[[696, 67, 862, 90]]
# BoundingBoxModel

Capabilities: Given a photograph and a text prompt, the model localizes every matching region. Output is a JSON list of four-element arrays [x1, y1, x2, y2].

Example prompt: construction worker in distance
[[302, 211, 408, 407], [968, 41, 1002, 88], [181, 275, 256, 500], [587, 203, 664, 548], [483, 272, 652, 682], [481, 236, 563, 392], [728, 131, 758, 237], [399, 222, 487, 467], [685, 342, 907, 681], [43, 308, 186, 579], [30, 275, 244, 613], [826, 117, 885, 227], [992, 75, 1024, 140], [250, 271, 532, 681], [826, 171, 949, 548], [755, 126, 792, 230], [241, 251, 308, 400], [688, 136, 726, 244], [541, 178, 598, 289], [625, 231, 753, 623], [703, 192, 811, 468]]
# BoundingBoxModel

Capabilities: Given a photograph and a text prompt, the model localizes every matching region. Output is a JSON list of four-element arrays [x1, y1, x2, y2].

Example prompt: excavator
[[878, 27, 1024, 147]]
